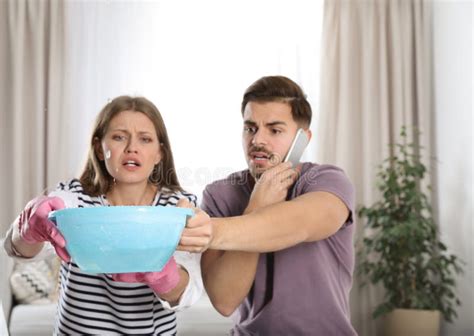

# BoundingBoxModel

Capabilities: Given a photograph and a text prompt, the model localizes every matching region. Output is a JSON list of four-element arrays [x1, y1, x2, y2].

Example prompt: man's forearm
[[210, 199, 309, 252], [202, 250, 259, 316], [201, 205, 260, 316], [209, 192, 349, 252]]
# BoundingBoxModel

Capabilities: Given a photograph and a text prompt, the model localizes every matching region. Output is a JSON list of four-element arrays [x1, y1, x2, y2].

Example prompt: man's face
[[242, 101, 299, 178]]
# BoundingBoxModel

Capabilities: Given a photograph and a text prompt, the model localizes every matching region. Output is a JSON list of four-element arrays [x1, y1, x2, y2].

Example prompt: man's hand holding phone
[[247, 129, 310, 211], [247, 162, 299, 211]]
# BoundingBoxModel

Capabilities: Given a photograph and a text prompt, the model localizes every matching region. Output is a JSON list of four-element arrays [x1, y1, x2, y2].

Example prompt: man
[[180, 76, 356, 335]]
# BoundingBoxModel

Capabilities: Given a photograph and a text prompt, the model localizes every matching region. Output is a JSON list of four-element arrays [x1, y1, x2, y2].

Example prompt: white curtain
[[0, 0, 67, 235], [1, 0, 323, 231], [55, 0, 323, 200], [318, 0, 434, 335]]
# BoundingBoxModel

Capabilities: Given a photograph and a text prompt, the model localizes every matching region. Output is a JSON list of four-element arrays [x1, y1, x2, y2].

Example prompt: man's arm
[[210, 190, 350, 252], [201, 204, 261, 317], [201, 249, 258, 316]]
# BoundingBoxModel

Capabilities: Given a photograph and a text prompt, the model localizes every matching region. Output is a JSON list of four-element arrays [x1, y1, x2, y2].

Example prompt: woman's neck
[[106, 182, 158, 206]]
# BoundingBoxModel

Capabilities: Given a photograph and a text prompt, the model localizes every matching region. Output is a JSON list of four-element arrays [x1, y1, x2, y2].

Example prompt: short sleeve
[[299, 165, 355, 226], [201, 186, 226, 218]]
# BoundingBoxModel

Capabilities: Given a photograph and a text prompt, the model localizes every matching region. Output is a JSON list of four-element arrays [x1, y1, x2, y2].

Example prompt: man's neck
[[247, 171, 256, 190]]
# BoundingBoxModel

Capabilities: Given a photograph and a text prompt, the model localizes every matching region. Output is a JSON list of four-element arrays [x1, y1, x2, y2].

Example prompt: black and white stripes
[[50, 179, 199, 335]]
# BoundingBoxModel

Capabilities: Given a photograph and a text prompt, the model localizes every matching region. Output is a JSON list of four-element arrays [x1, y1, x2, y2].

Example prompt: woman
[[4, 96, 211, 335]]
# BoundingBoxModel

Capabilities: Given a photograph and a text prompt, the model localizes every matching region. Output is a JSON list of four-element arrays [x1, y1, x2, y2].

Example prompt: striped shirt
[[5, 179, 203, 335]]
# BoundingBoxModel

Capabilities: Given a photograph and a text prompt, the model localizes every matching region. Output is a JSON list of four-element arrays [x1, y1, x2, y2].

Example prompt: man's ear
[[94, 138, 104, 161], [304, 129, 312, 142]]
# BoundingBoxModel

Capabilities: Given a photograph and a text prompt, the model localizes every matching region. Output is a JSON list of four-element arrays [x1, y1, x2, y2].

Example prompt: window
[[65, 0, 323, 199]]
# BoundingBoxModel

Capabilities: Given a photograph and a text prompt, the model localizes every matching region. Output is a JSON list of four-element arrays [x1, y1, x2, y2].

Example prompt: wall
[[433, 2, 473, 335]]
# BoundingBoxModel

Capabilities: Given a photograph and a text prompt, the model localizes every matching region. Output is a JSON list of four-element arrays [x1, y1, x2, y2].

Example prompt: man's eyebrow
[[265, 121, 287, 127], [243, 120, 287, 127]]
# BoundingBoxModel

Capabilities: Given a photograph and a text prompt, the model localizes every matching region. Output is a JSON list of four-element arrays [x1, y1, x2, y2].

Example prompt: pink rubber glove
[[18, 196, 70, 262], [111, 257, 181, 295]]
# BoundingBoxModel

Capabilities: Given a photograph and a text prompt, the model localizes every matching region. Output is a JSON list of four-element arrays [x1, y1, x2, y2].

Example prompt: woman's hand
[[176, 198, 213, 253], [111, 257, 181, 294], [17, 196, 70, 262]]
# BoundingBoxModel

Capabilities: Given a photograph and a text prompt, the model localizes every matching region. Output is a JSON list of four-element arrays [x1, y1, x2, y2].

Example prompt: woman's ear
[[155, 142, 163, 165], [155, 153, 162, 166]]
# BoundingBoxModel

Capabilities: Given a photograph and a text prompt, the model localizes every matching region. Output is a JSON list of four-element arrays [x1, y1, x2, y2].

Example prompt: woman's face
[[99, 110, 161, 186]]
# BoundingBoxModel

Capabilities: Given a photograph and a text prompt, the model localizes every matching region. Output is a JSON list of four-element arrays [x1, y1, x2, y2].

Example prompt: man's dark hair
[[241, 76, 312, 127]]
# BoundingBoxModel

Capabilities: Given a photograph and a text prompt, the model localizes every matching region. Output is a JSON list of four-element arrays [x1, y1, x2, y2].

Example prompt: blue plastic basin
[[48, 206, 193, 274]]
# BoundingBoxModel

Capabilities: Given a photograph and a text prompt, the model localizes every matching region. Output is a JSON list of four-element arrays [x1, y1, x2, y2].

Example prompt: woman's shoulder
[[50, 179, 103, 208], [55, 178, 84, 194]]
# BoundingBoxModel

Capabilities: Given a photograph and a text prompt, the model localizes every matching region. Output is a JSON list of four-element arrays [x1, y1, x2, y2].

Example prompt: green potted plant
[[357, 127, 463, 336]]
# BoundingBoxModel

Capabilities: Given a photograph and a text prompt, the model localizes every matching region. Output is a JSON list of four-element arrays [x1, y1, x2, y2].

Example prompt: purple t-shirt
[[202, 163, 357, 336]]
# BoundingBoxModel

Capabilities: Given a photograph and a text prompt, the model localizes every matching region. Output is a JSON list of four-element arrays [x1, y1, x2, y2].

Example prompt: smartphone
[[284, 129, 310, 166]]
